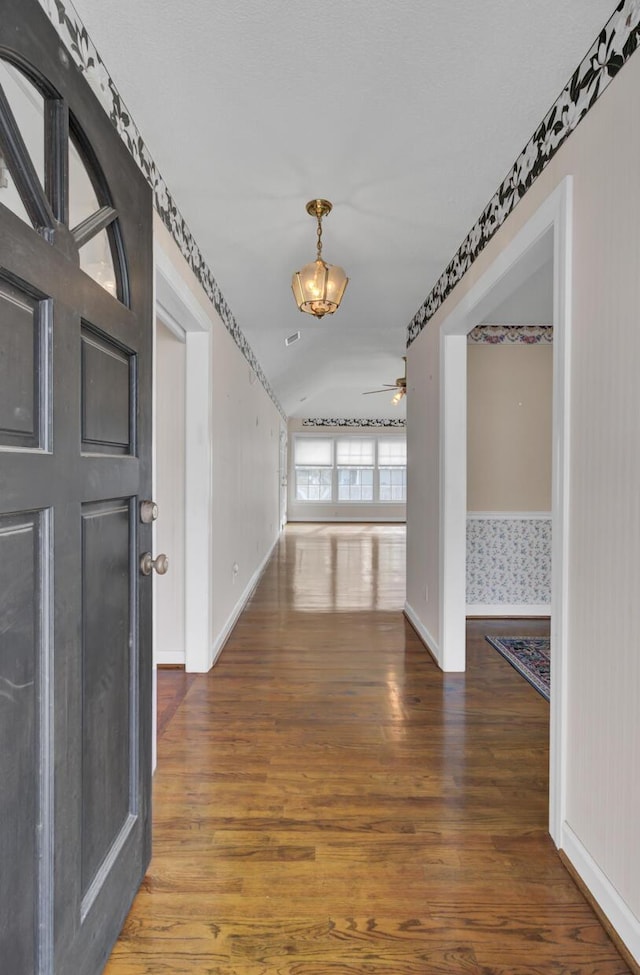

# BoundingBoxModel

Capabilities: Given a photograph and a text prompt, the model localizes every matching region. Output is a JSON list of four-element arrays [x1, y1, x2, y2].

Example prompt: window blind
[[294, 437, 333, 466], [336, 438, 375, 466], [378, 439, 407, 465]]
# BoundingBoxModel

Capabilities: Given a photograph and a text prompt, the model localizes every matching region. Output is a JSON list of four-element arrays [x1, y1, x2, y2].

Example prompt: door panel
[[0, 275, 48, 448], [0, 1, 153, 972], [81, 499, 133, 897], [0, 509, 47, 975], [80, 327, 133, 454]]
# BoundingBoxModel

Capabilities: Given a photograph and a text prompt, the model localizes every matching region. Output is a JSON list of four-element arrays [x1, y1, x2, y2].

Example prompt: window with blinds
[[293, 434, 406, 504], [378, 438, 407, 501], [294, 437, 333, 501], [378, 439, 407, 466], [336, 438, 375, 501], [336, 438, 375, 466]]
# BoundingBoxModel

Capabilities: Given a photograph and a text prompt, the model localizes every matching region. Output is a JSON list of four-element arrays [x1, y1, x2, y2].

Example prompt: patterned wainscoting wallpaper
[[466, 515, 552, 606], [407, 0, 640, 346], [37, 0, 286, 420], [301, 418, 406, 428], [468, 325, 553, 344]]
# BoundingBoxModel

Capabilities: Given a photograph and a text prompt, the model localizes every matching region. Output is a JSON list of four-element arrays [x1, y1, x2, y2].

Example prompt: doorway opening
[[439, 178, 572, 843], [155, 237, 213, 674]]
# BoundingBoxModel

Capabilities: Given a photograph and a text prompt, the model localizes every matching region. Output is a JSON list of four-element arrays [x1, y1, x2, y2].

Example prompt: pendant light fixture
[[291, 199, 349, 318]]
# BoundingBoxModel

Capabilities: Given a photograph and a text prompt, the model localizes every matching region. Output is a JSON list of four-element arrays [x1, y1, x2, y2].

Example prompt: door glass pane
[[80, 228, 117, 297], [0, 59, 45, 225], [69, 135, 100, 231], [0, 150, 31, 224]]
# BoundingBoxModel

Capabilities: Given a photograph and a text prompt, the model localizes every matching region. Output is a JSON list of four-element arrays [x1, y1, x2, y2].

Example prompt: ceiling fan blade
[[363, 361, 406, 396]]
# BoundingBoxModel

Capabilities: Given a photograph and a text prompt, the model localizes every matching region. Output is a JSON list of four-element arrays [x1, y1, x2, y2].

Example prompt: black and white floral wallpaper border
[[407, 0, 640, 347], [36, 0, 286, 420], [301, 418, 406, 428], [468, 325, 553, 345], [36, 1, 638, 405]]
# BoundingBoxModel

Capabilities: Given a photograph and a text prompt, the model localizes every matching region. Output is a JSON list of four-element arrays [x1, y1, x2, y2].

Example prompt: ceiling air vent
[[285, 330, 301, 347]]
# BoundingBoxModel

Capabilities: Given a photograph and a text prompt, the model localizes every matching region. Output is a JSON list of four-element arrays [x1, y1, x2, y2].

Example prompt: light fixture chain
[[316, 212, 323, 260]]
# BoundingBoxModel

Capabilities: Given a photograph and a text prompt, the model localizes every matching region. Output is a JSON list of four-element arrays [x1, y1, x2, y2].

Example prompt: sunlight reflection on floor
[[286, 523, 406, 612]]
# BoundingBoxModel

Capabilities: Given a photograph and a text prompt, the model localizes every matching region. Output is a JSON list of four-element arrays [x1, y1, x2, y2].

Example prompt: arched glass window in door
[[0, 58, 45, 228], [0, 55, 129, 305], [69, 130, 121, 298]]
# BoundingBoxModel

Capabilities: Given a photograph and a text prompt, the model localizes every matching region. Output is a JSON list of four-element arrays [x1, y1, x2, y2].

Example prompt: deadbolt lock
[[140, 500, 159, 524]]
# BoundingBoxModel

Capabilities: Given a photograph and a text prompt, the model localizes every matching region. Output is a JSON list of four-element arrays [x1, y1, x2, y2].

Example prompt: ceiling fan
[[363, 356, 407, 405]]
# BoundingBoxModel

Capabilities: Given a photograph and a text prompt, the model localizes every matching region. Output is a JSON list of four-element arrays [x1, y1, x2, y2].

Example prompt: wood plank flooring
[[105, 523, 630, 974]]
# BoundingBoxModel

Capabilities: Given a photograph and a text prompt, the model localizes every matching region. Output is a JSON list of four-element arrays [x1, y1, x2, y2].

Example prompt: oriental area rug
[[485, 636, 550, 701]]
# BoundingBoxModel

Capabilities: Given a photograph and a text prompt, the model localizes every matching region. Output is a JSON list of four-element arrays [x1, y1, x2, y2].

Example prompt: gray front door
[[0, 2, 153, 972]]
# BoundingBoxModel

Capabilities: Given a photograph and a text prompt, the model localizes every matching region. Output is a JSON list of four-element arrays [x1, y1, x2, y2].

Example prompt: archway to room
[[439, 179, 572, 842], [466, 258, 553, 702]]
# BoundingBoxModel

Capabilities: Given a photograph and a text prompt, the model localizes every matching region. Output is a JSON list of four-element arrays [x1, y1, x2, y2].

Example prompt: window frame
[[293, 436, 334, 502], [0, 55, 130, 305], [292, 432, 407, 505], [377, 437, 407, 503]]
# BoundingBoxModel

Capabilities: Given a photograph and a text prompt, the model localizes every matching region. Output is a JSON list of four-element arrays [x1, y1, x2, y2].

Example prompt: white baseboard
[[288, 515, 406, 523], [562, 823, 640, 966], [466, 603, 551, 617], [467, 511, 552, 520], [404, 602, 441, 665], [155, 648, 186, 666], [210, 535, 279, 666]]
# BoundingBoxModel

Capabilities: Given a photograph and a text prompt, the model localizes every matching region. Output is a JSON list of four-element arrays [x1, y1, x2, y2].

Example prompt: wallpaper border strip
[[36, 1, 639, 394], [468, 325, 553, 345], [37, 0, 286, 420], [407, 0, 640, 346], [301, 418, 406, 428]]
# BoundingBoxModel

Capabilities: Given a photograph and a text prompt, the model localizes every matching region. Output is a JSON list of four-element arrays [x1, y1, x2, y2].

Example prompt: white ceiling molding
[[407, 0, 640, 345]]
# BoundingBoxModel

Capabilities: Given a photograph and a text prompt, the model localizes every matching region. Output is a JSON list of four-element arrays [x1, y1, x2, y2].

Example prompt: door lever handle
[[140, 552, 169, 576]]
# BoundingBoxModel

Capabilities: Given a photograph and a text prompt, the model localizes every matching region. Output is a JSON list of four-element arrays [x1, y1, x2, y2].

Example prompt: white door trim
[[438, 177, 573, 843], [155, 242, 213, 673]]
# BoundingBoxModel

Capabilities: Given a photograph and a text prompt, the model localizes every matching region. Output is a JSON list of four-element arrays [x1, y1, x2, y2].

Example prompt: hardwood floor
[[105, 523, 630, 974]]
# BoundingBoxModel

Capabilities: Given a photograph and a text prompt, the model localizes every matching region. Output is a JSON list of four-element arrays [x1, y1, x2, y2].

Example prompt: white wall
[[406, 52, 640, 959], [405, 328, 440, 652], [154, 320, 186, 664], [210, 324, 282, 653], [153, 215, 282, 669]]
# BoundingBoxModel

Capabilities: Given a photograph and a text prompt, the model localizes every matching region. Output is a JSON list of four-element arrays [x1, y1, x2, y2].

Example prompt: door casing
[[436, 177, 573, 844]]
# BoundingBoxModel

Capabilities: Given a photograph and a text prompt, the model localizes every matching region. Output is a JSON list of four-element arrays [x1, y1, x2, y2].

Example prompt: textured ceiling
[[70, 0, 615, 418]]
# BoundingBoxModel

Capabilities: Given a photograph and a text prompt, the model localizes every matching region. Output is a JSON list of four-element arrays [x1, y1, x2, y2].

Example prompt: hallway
[[105, 524, 629, 974]]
